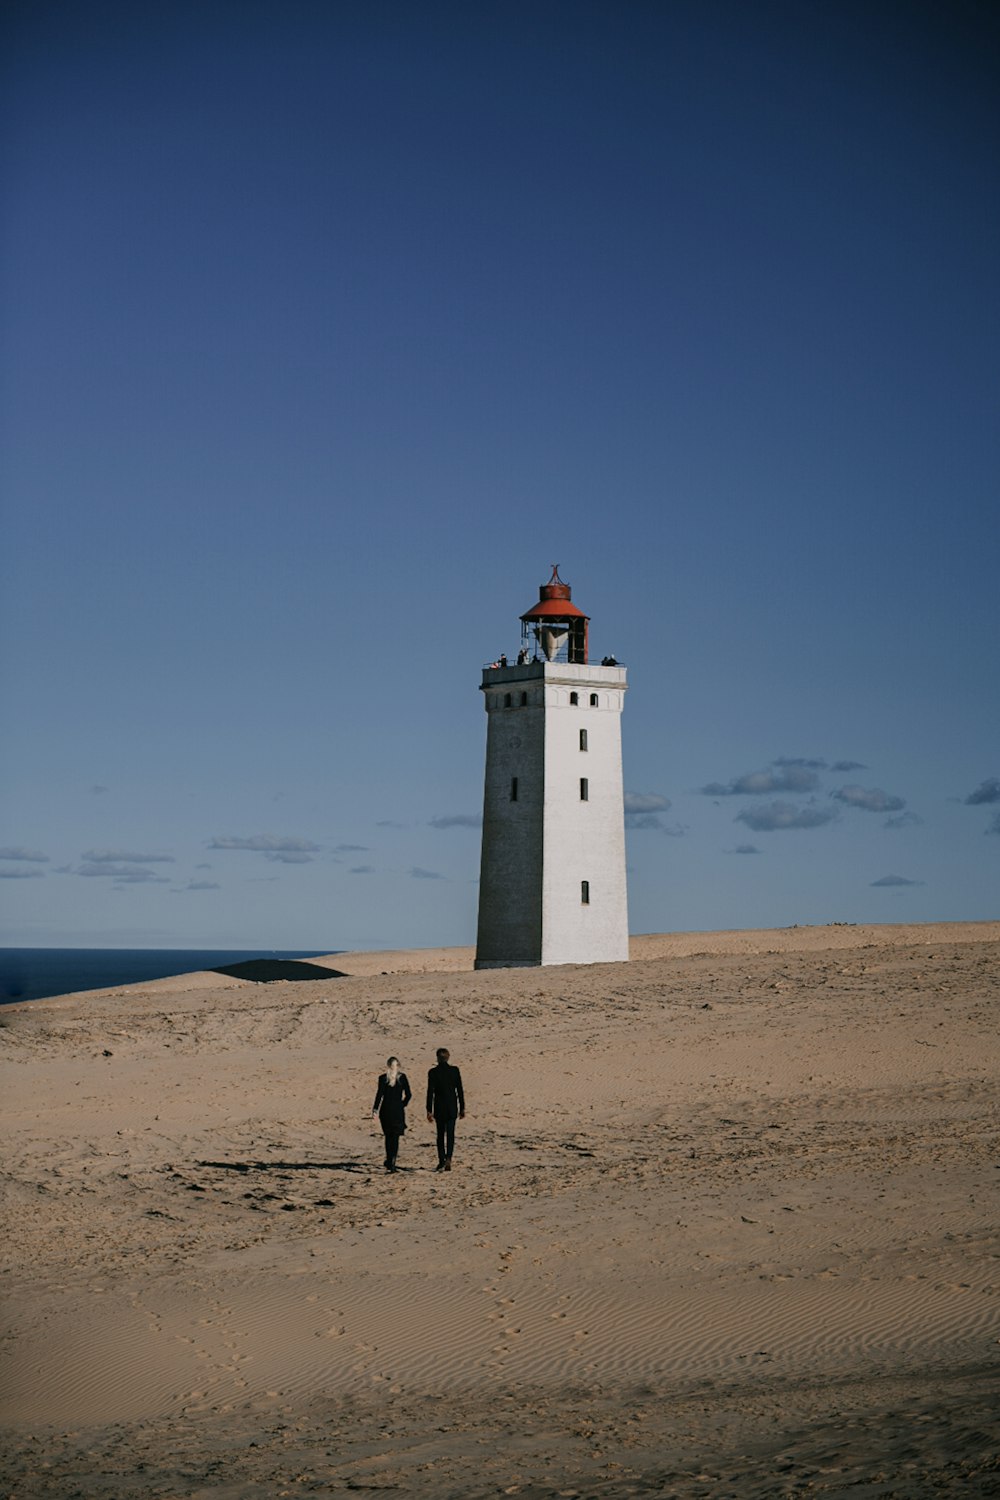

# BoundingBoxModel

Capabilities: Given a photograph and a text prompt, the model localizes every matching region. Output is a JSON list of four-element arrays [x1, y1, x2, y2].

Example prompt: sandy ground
[[1, 921, 998, 1498]]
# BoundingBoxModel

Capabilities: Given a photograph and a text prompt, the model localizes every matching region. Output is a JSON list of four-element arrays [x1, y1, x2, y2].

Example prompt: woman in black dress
[[372, 1056, 412, 1172]]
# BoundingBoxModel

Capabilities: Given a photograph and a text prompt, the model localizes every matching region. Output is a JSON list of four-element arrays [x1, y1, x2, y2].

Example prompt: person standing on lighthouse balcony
[[426, 1047, 465, 1171]]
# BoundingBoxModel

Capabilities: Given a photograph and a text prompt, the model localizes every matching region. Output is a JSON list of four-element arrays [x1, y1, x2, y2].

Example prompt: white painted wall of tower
[[475, 661, 628, 968], [540, 667, 629, 965]]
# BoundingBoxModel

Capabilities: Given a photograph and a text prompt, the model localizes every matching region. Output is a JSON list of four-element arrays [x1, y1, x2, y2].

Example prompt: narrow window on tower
[[580, 777, 589, 801], [510, 777, 518, 802], [569, 692, 579, 705], [579, 728, 588, 751], [581, 880, 590, 904], [520, 692, 527, 705], [504, 693, 512, 708], [589, 693, 599, 707]]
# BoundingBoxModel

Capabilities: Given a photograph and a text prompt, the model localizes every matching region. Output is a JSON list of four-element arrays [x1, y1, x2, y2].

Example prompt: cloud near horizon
[[735, 801, 837, 832], [76, 863, 170, 883], [81, 849, 175, 864], [964, 777, 1000, 805], [832, 785, 905, 814], [429, 813, 482, 829], [624, 792, 672, 814], [870, 874, 923, 887], [350, 864, 375, 875], [409, 866, 445, 880], [0, 867, 45, 878], [209, 834, 321, 853], [885, 810, 923, 830], [703, 764, 820, 797], [730, 843, 761, 854], [0, 846, 49, 862], [624, 791, 672, 832], [986, 811, 1000, 837]]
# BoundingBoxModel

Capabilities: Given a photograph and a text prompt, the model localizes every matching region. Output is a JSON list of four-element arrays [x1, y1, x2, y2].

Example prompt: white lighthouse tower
[[475, 566, 629, 969]]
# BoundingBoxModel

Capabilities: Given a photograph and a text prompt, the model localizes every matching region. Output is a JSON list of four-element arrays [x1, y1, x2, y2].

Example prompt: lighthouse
[[475, 567, 629, 969]]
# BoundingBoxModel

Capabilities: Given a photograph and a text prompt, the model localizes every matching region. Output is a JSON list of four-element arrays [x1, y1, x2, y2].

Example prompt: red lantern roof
[[520, 565, 589, 622]]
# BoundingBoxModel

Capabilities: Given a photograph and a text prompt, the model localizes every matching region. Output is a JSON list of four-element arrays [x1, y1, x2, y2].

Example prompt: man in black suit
[[426, 1047, 465, 1171]]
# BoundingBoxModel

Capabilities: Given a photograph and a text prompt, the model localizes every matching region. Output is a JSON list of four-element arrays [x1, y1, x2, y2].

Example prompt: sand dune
[[1, 921, 998, 1496]]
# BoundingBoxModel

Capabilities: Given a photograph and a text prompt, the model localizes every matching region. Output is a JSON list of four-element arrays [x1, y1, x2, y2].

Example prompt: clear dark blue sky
[[2, 0, 997, 949]]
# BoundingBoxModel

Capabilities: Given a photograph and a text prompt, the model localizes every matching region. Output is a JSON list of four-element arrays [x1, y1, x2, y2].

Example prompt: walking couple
[[371, 1047, 465, 1173]]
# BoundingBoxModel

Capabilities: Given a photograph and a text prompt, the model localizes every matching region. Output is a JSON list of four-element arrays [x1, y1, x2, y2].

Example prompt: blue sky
[[2, 0, 997, 951]]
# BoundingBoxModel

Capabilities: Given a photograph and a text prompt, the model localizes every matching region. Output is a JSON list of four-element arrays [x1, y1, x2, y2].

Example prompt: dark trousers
[[435, 1116, 456, 1164], [382, 1129, 400, 1166]]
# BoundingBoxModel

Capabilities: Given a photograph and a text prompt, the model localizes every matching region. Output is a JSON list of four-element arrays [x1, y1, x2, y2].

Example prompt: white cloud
[[832, 785, 905, 814], [735, 802, 837, 832], [703, 764, 820, 796], [624, 792, 671, 814], [624, 791, 672, 831]]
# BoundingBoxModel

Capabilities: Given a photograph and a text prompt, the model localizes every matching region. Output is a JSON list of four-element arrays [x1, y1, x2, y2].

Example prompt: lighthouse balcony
[[481, 660, 626, 688]]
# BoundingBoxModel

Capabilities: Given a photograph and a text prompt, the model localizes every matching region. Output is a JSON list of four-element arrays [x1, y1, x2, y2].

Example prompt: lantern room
[[520, 565, 589, 664]]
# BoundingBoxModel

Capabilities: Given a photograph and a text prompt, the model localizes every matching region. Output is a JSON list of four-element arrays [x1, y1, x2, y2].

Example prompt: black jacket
[[373, 1073, 412, 1130], [426, 1062, 465, 1120]]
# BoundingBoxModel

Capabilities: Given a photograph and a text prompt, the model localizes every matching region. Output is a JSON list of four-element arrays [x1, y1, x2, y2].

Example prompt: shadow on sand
[[198, 1159, 367, 1174], [210, 960, 348, 983]]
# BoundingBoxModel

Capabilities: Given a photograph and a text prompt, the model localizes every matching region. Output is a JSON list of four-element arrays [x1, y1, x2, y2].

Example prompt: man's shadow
[[198, 1159, 367, 1174]]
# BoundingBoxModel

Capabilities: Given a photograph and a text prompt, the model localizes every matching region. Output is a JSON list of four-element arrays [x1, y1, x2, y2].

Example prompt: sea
[[0, 948, 335, 1005]]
